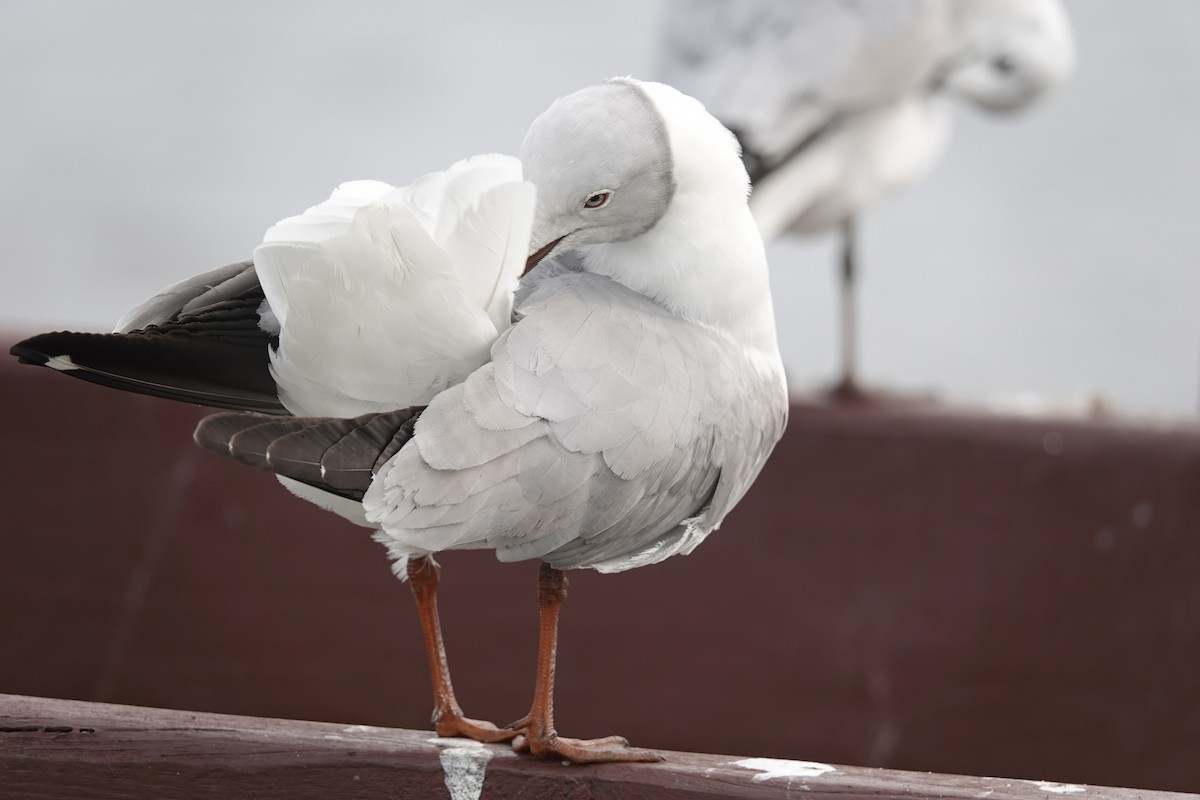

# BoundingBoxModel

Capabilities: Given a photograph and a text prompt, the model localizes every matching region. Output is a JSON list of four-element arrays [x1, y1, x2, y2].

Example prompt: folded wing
[[366, 270, 787, 572], [10, 261, 285, 413], [194, 406, 423, 500]]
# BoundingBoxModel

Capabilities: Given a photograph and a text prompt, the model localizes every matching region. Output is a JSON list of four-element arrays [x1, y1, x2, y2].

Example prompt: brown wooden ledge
[[0, 694, 1188, 800]]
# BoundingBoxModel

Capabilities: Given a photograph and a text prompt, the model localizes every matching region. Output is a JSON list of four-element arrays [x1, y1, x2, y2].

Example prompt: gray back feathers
[[364, 268, 787, 572]]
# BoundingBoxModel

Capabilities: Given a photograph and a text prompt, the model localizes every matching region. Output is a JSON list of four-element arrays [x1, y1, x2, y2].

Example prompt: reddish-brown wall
[[1, 352, 1197, 792]]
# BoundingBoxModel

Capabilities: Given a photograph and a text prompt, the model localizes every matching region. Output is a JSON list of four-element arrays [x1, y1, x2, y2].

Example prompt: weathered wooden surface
[[2, 353, 1199, 793], [1, 694, 1189, 800]]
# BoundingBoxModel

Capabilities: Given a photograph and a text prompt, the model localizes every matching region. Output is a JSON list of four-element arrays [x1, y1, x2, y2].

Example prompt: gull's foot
[[435, 714, 519, 744], [823, 379, 938, 410], [827, 377, 868, 405], [511, 730, 663, 763]]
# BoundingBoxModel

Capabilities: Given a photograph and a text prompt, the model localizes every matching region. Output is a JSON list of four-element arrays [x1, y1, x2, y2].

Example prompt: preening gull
[[660, 0, 1075, 396], [197, 78, 788, 761], [12, 77, 788, 763]]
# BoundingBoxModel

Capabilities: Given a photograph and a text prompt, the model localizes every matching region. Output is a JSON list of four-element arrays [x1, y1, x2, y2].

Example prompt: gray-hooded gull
[[12, 77, 788, 763], [660, 0, 1075, 397]]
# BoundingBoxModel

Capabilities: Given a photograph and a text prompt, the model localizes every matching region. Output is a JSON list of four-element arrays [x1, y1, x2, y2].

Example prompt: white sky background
[[0, 1, 1196, 416]]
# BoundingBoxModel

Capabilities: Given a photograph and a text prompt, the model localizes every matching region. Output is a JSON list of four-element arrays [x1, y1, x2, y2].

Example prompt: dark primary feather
[[732, 122, 834, 185], [115, 260, 264, 332], [193, 407, 424, 501], [9, 262, 287, 414]]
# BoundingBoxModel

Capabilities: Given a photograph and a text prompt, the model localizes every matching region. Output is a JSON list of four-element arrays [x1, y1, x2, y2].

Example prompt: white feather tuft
[[253, 155, 536, 419]]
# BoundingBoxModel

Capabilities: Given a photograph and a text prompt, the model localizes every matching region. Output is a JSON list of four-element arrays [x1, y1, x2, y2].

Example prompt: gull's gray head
[[521, 77, 747, 272], [942, 0, 1075, 113]]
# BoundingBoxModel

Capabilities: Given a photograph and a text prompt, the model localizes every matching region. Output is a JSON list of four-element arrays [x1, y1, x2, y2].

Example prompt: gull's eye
[[992, 54, 1016, 74], [583, 190, 613, 210]]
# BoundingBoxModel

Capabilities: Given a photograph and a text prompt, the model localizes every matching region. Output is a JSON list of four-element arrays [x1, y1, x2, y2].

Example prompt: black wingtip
[[10, 333, 66, 366], [10, 346, 49, 366], [7, 329, 289, 415]]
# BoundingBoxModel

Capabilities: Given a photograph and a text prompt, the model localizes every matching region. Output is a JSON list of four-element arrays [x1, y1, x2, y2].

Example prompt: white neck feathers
[[579, 81, 780, 361]]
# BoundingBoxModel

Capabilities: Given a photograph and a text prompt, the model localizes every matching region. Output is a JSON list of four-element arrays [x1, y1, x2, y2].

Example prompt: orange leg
[[510, 563, 662, 763], [407, 556, 516, 743]]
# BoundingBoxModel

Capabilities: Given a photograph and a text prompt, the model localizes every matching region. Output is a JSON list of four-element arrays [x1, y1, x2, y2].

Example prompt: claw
[[523, 731, 662, 764], [435, 714, 519, 744]]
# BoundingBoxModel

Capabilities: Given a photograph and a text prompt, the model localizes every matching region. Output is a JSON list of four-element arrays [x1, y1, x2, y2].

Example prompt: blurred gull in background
[[661, 0, 1075, 398]]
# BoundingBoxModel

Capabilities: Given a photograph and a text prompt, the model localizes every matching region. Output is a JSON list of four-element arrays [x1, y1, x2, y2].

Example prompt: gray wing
[[659, 0, 946, 170], [367, 271, 787, 572]]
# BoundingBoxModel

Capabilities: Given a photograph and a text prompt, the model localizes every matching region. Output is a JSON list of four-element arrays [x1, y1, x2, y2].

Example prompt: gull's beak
[[523, 235, 565, 276]]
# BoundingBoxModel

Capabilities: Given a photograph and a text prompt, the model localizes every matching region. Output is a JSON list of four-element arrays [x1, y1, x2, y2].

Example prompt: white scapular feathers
[[253, 154, 536, 418]]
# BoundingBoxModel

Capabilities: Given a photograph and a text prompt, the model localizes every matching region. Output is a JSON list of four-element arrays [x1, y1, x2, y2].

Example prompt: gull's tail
[[193, 407, 423, 501]]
